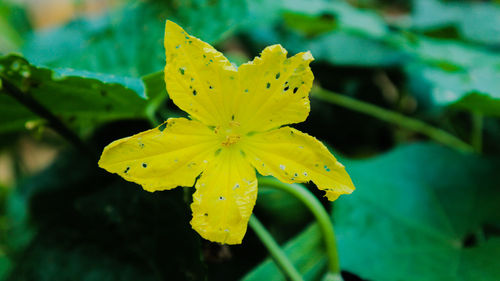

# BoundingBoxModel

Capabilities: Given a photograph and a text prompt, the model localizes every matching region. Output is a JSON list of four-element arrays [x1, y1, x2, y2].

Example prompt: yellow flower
[[98, 21, 355, 244]]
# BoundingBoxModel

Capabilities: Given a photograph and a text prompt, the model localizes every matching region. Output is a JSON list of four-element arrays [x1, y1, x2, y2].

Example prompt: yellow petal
[[236, 45, 314, 132], [164, 20, 237, 126], [190, 149, 257, 244], [243, 127, 354, 201], [98, 118, 219, 192]]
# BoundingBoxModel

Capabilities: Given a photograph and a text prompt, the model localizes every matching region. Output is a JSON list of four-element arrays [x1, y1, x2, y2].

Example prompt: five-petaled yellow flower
[[98, 21, 355, 244]]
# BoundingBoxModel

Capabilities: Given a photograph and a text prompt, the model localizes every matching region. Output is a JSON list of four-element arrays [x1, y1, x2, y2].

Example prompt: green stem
[[471, 112, 483, 153], [312, 87, 474, 153], [249, 215, 304, 281], [258, 177, 342, 279]]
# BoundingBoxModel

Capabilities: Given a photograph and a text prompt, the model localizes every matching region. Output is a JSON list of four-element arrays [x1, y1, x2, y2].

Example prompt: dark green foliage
[[5, 122, 205, 281]]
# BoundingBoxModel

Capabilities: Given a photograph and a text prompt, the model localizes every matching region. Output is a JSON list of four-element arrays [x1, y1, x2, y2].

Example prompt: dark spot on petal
[[275, 72, 280, 79], [204, 213, 208, 216], [244, 89, 248, 93], [209, 85, 213, 89], [293, 87, 298, 93], [231, 114, 235, 120], [158, 123, 167, 131], [142, 163, 147, 168], [124, 167, 130, 173], [188, 40, 192, 44], [215, 148, 222, 156], [284, 86, 289, 91], [179, 68, 185, 75], [266, 82, 271, 89], [193, 89, 197, 96], [175, 45, 180, 49]]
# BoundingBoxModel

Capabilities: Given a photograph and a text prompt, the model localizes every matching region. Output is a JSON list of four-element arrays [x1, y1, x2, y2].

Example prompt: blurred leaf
[[247, 0, 405, 67], [283, 12, 336, 37], [401, 36, 500, 115], [411, 0, 500, 45], [22, 0, 249, 76], [0, 54, 147, 136], [282, 0, 388, 38], [336, 143, 500, 281], [407, 64, 500, 116]]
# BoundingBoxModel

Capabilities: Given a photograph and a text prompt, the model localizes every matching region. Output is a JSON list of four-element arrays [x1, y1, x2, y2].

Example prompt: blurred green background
[[1, 0, 500, 280]]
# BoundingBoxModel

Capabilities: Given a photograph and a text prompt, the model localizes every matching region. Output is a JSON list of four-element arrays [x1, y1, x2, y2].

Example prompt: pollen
[[221, 135, 241, 147]]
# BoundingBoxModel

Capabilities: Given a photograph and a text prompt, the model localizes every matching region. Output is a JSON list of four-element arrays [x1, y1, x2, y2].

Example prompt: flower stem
[[258, 177, 342, 279], [312, 87, 474, 153], [249, 215, 304, 281]]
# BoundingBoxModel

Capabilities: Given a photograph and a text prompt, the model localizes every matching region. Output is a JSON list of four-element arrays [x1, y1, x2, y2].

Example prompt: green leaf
[[399, 36, 500, 115], [335, 143, 500, 281], [411, 0, 500, 45], [0, 54, 147, 136], [244, 143, 500, 281], [407, 63, 500, 116]]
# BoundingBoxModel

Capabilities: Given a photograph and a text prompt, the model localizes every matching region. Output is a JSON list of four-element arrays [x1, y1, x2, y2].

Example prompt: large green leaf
[[336, 143, 500, 281], [0, 54, 147, 136], [243, 143, 500, 281]]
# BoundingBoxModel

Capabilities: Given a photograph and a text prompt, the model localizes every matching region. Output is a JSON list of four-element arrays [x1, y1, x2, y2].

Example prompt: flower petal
[[244, 127, 354, 201], [190, 149, 257, 244], [98, 118, 218, 192], [235, 45, 314, 132], [164, 20, 237, 126]]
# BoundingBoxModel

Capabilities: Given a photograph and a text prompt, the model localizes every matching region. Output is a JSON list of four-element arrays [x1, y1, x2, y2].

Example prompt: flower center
[[215, 120, 243, 147], [221, 135, 241, 147]]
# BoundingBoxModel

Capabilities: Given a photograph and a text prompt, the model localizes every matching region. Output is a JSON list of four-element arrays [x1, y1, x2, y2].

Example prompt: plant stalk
[[249, 215, 304, 281], [312, 87, 474, 153], [259, 177, 342, 280]]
